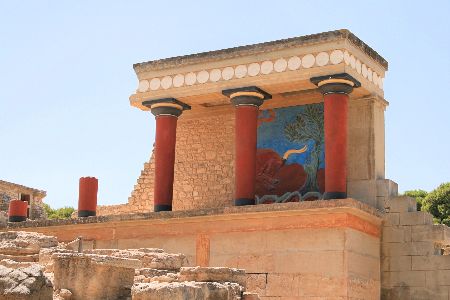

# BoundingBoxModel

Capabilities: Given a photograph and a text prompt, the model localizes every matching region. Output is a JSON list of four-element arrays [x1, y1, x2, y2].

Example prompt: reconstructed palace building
[[3, 30, 450, 299]]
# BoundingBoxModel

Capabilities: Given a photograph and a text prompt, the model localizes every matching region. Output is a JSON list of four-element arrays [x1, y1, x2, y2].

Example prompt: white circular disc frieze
[[209, 69, 221, 82], [316, 52, 329, 66], [361, 64, 368, 78], [261, 61, 274, 74], [302, 54, 315, 68], [197, 70, 209, 83], [161, 76, 173, 89], [373, 72, 379, 86], [222, 67, 234, 80], [248, 63, 260, 76], [274, 58, 287, 72], [367, 68, 373, 81], [138, 80, 149, 92], [288, 56, 301, 70], [330, 50, 344, 64], [235, 65, 247, 78], [149, 78, 161, 90], [173, 74, 184, 87], [349, 55, 356, 69], [344, 51, 350, 65], [185, 72, 197, 86], [355, 60, 362, 74]]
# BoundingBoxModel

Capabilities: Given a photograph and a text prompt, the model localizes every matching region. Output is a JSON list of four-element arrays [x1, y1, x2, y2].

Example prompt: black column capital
[[222, 86, 272, 107], [143, 98, 191, 117], [310, 73, 360, 95]]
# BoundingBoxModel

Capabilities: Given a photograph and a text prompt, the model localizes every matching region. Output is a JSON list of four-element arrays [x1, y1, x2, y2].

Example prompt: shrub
[[422, 183, 450, 226]]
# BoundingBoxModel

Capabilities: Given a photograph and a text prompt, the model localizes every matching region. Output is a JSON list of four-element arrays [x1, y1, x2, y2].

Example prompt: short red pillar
[[8, 200, 28, 222], [78, 177, 98, 217], [223, 86, 271, 206], [143, 98, 190, 212], [311, 73, 359, 199]]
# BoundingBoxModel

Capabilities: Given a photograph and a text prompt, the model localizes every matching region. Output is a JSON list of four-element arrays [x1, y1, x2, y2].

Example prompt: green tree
[[403, 189, 428, 211], [284, 104, 324, 193], [43, 203, 75, 220], [422, 183, 450, 226]]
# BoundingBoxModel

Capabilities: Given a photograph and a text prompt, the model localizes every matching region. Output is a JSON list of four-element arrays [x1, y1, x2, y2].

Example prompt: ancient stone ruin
[[0, 230, 259, 299]]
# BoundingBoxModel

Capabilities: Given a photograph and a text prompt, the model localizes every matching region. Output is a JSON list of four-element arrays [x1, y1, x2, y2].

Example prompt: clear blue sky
[[1, 1, 449, 208]]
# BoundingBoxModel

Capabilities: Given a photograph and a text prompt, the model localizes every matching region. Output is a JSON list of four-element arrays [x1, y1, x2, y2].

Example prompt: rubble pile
[[0, 231, 259, 300]]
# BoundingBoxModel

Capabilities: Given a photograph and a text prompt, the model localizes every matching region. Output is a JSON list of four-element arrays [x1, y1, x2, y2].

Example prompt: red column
[[311, 73, 359, 199], [78, 177, 98, 217], [324, 93, 348, 199], [8, 200, 28, 222], [235, 105, 259, 205], [153, 115, 178, 211], [223, 86, 271, 206], [142, 98, 190, 212]]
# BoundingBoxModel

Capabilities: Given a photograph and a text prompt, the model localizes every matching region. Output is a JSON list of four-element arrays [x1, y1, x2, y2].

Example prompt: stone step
[[388, 196, 417, 213]]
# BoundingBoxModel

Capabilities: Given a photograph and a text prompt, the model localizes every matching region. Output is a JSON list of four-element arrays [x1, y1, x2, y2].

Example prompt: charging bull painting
[[256, 103, 325, 203]]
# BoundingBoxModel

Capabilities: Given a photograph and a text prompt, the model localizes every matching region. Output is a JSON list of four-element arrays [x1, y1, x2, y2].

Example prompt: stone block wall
[[0, 180, 47, 220], [98, 112, 235, 215], [381, 196, 450, 299]]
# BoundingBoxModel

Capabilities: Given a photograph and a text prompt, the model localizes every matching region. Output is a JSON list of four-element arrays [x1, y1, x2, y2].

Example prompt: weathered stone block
[[0, 231, 58, 255], [347, 275, 380, 300], [245, 273, 266, 296], [272, 251, 344, 276], [399, 211, 433, 226], [381, 286, 449, 300], [52, 253, 140, 300], [347, 251, 380, 280], [382, 270, 426, 287], [382, 226, 411, 243], [412, 255, 450, 271], [376, 179, 398, 198], [242, 292, 260, 300], [265, 273, 346, 297], [389, 196, 417, 213], [412, 224, 450, 243], [425, 270, 450, 287], [383, 213, 400, 226], [381, 256, 411, 272], [381, 241, 436, 256], [179, 266, 246, 287], [131, 281, 243, 300], [0, 264, 53, 300], [86, 248, 186, 270]]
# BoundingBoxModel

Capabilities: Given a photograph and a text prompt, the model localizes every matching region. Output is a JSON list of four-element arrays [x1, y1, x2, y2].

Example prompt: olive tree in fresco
[[284, 104, 324, 193]]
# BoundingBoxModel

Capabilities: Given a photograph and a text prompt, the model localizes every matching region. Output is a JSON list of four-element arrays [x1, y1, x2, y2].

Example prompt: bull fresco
[[256, 103, 325, 203]]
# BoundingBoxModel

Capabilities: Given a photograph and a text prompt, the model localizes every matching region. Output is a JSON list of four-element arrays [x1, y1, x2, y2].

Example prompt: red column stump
[[8, 200, 28, 222], [78, 177, 98, 217]]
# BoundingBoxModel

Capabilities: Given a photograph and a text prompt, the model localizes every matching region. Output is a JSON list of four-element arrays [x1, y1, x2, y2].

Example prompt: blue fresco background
[[257, 104, 325, 169]]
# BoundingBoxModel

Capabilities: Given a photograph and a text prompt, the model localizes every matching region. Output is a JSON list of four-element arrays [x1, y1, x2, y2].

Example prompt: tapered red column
[[143, 98, 190, 212], [311, 73, 360, 199], [223, 86, 271, 206]]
